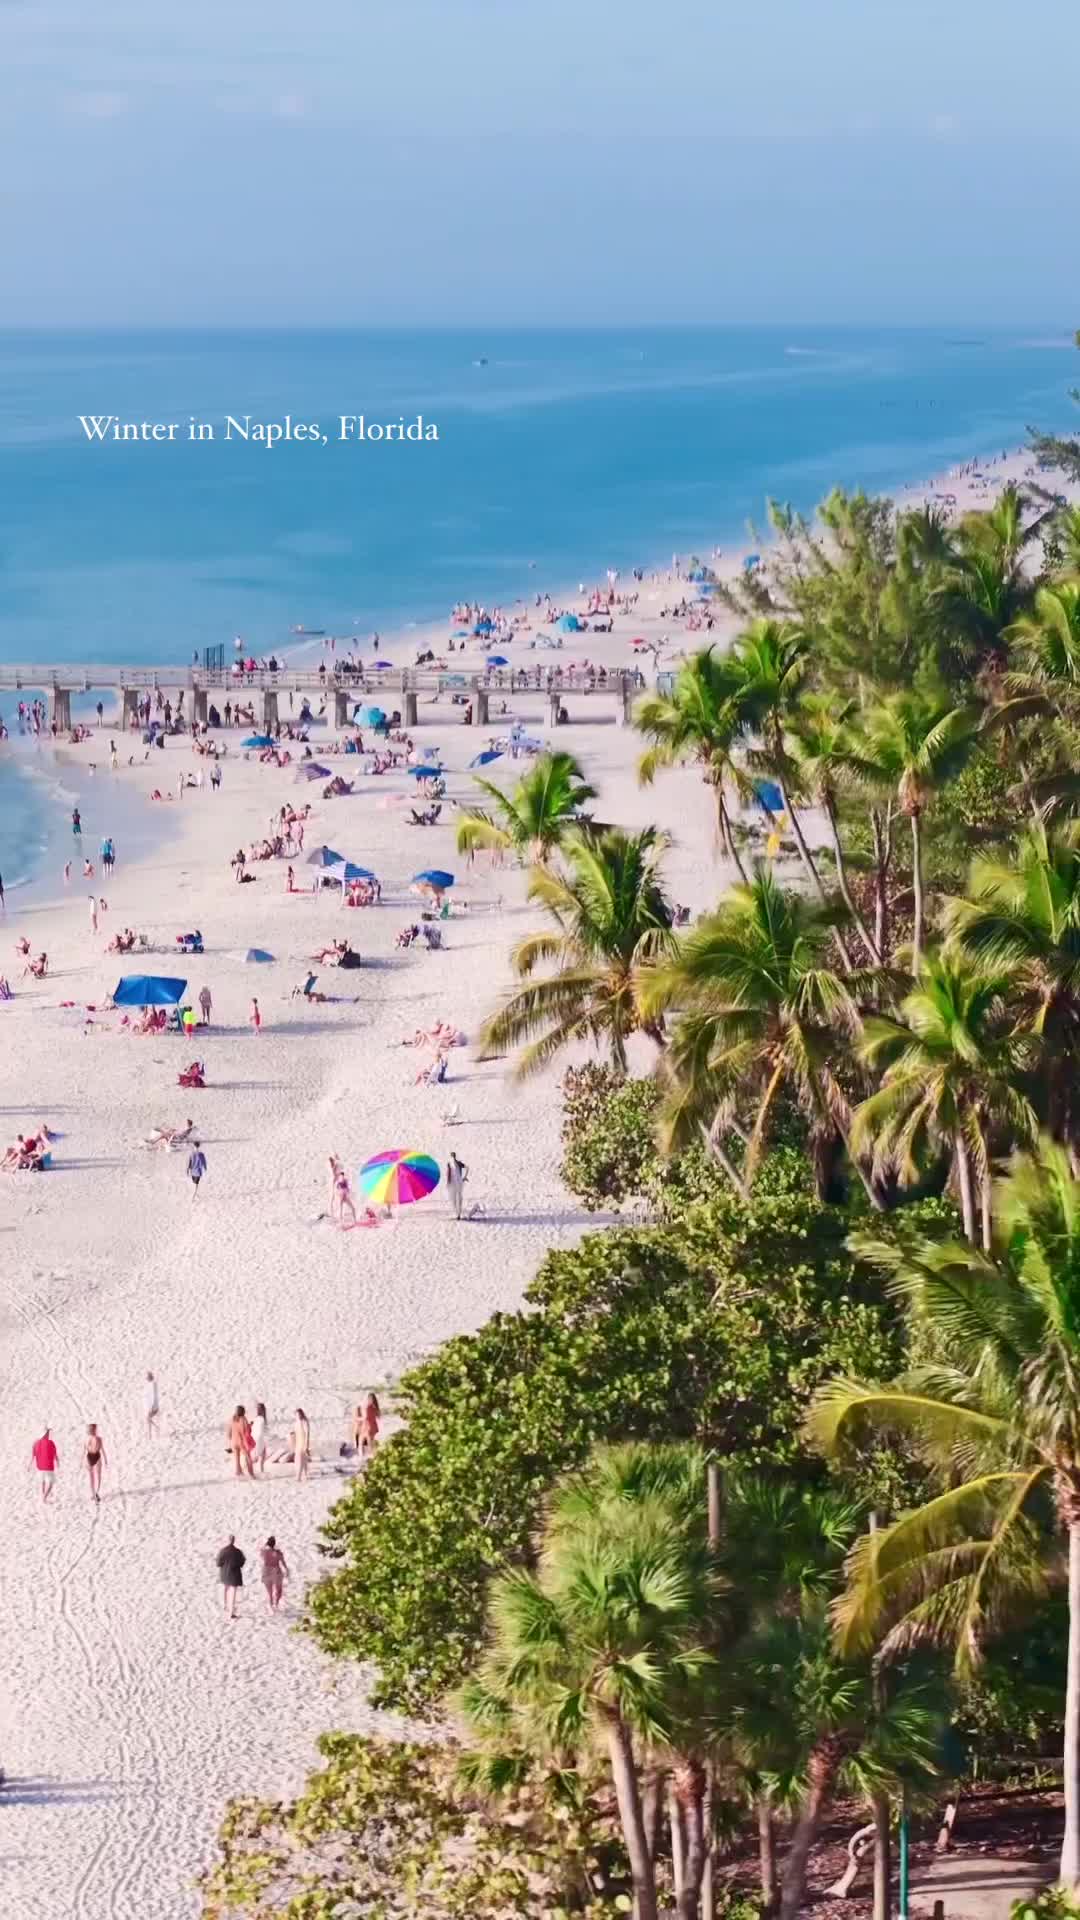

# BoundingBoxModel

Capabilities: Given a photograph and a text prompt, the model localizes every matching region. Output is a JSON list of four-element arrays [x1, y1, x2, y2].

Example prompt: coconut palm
[[933, 485, 1043, 669], [462, 1443, 725, 1920], [944, 825, 1080, 1152], [1008, 582, 1080, 691], [641, 868, 874, 1202], [847, 691, 981, 971], [455, 750, 597, 865], [787, 693, 881, 965], [809, 1138, 1080, 1890], [851, 949, 1037, 1245], [635, 648, 752, 880], [478, 826, 674, 1078]]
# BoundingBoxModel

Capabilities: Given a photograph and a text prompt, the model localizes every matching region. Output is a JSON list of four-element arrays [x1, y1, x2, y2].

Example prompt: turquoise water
[[0, 325, 1076, 882]]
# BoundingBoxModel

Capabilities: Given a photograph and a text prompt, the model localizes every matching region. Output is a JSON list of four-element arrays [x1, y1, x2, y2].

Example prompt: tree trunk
[[716, 787, 749, 885], [672, 1759, 709, 1920], [605, 1716, 659, 1920], [669, 1780, 685, 1899], [702, 1118, 749, 1202], [758, 1791, 779, 1913], [780, 1748, 840, 1920], [1059, 1523, 1080, 1889], [826, 796, 880, 965], [642, 1766, 664, 1863], [954, 1130, 977, 1244], [981, 1176, 993, 1253], [871, 806, 894, 962], [777, 779, 855, 972], [910, 811, 924, 975], [871, 1791, 892, 1920]]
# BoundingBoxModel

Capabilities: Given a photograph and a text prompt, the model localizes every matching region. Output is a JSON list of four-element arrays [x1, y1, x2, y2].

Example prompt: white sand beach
[[0, 440, 1068, 1918]]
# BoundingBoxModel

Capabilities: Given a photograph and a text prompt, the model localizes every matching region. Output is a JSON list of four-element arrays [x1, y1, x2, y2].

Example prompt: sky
[[4, 0, 1080, 326]]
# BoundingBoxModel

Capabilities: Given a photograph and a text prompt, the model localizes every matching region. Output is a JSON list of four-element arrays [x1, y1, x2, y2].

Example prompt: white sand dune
[[0, 440, 1064, 1916]]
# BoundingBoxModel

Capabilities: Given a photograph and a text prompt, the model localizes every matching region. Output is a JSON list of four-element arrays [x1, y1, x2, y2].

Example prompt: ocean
[[0, 324, 1077, 883]]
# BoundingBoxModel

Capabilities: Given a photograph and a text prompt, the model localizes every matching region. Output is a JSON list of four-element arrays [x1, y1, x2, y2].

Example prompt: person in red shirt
[[30, 1428, 59, 1502]]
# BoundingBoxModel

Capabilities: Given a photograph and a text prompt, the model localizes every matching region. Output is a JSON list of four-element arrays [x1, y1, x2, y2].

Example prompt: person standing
[[251, 1401, 269, 1476], [260, 1535, 289, 1612], [291, 1408, 311, 1482], [198, 984, 212, 1026], [446, 1152, 469, 1220], [360, 1392, 380, 1459], [143, 1369, 160, 1439], [30, 1427, 59, 1502], [187, 1140, 207, 1197], [0, 870, 5, 911], [216, 1535, 246, 1620], [227, 1405, 255, 1479], [71, 807, 81, 840], [84, 1423, 107, 1503], [211, 763, 222, 792], [88, 895, 98, 936], [249, 998, 262, 1035]]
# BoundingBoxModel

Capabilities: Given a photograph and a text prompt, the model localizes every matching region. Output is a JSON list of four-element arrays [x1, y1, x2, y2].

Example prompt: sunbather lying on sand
[[138, 1119, 195, 1152]]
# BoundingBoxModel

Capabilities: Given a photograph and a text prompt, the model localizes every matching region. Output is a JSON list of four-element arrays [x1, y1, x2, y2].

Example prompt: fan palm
[[478, 826, 674, 1078], [640, 868, 874, 1203], [462, 1442, 726, 1920], [635, 648, 752, 880], [851, 949, 1037, 1245], [808, 1139, 1080, 1888], [847, 691, 981, 971], [944, 824, 1080, 1151], [455, 749, 597, 864]]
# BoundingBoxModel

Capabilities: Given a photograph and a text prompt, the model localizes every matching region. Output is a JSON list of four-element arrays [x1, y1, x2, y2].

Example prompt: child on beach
[[250, 998, 262, 1034]]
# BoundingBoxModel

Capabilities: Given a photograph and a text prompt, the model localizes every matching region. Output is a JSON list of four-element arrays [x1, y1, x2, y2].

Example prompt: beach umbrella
[[299, 762, 332, 780], [486, 654, 509, 666], [242, 733, 275, 749], [113, 974, 187, 1007], [557, 613, 581, 632], [358, 1149, 440, 1208], [305, 844, 347, 867], [753, 780, 784, 814], [372, 660, 394, 669], [355, 706, 386, 727], [326, 859, 376, 885], [450, 629, 469, 638], [407, 764, 445, 779], [412, 869, 455, 889], [469, 748, 504, 768], [228, 947, 275, 964]]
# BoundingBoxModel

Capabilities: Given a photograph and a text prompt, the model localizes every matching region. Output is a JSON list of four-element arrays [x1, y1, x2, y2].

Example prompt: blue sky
[[6, 0, 1080, 325]]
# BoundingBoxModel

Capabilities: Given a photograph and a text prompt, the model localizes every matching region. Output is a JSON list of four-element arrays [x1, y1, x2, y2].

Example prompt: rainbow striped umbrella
[[358, 1149, 440, 1207]]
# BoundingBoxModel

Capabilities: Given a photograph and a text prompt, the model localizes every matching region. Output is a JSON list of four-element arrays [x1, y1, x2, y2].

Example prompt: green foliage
[[308, 1185, 904, 1717], [1012, 1891, 1080, 1920], [199, 1731, 625, 1919], [559, 1064, 662, 1210]]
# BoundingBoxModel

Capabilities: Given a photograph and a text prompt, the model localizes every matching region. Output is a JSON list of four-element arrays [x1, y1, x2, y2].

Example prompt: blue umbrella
[[486, 654, 509, 666], [413, 869, 455, 889], [299, 762, 332, 780], [113, 974, 187, 1007], [557, 613, 581, 632], [355, 707, 386, 727], [753, 780, 784, 814], [305, 844, 347, 867], [372, 660, 393, 669], [469, 749, 504, 768], [326, 859, 377, 884], [450, 629, 469, 639], [407, 764, 445, 779], [243, 733, 275, 749]]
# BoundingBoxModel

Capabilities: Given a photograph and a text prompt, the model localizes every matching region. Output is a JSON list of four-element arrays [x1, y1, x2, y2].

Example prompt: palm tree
[[635, 648, 751, 880], [462, 1443, 725, 1920], [851, 949, 1037, 1245], [641, 868, 874, 1203], [848, 691, 981, 971], [788, 692, 881, 965], [478, 826, 674, 1078], [944, 825, 1080, 1153], [455, 750, 597, 865], [933, 484, 1042, 670], [1008, 582, 1080, 691], [808, 1139, 1080, 1890]]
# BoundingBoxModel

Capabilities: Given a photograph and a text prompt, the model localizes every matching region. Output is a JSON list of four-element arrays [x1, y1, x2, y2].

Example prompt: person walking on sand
[[88, 894, 98, 936], [211, 763, 222, 792], [446, 1151, 468, 1220], [198, 984, 212, 1026], [216, 1534, 245, 1619], [84, 1422, 107, 1503], [251, 1401, 269, 1475], [143, 1369, 160, 1439], [0, 871, 5, 911], [250, 997, 262, 1035], [260, 1535, 289, 1612], [30, 1426, 59, 1502], [291, 1408, 311, 1482], [63, 861, 71, 886], [72, 807, 81, 840], [227, 1405, 256, 1479], [187, 1140, 207, 1197], [360, 1391, 380, 1459]]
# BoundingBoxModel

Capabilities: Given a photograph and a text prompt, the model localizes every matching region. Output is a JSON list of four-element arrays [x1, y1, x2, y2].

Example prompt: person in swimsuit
[[227, 1405, 255, 1480], [84, 1423, 107, 1503], [251, 1401, 269, 1476], [360, 1392, 380, 1460], [143, 1370, 160, 1439], [260, 1535, 289, 1612], [291, 1408, 311, 1482], [333, 1162, 356, 1228]]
